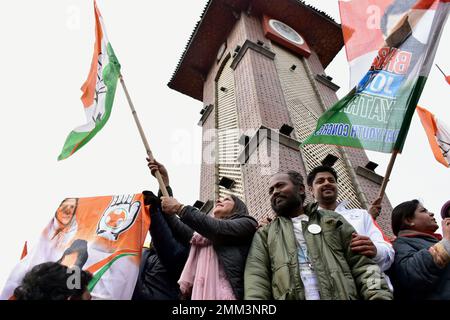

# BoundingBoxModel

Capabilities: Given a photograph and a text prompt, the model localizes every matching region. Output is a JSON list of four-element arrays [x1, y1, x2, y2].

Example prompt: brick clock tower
[[169, 0, 394, 235]]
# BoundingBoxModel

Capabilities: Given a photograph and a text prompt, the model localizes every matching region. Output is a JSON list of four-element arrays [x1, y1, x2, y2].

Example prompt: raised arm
[[177, 205, 257, 245]]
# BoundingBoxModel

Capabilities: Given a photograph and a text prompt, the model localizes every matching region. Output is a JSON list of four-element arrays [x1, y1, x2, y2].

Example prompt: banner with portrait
[[1, 194, 150, 300]]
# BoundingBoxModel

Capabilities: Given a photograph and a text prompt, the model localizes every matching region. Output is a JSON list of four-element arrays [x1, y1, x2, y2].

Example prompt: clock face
[[268, 19, 304, 45]]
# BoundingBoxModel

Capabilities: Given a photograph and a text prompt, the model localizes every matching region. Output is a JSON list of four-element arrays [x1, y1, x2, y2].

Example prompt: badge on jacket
[[307, 224, 322, 234]]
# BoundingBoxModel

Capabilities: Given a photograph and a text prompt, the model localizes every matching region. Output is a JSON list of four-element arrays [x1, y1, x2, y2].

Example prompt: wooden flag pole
[[377, 149, 399, 200], [119, 75, 170, 197]]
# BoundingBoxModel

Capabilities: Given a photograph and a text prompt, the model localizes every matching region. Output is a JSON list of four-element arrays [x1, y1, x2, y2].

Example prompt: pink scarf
[[178, 232, 236, 300]]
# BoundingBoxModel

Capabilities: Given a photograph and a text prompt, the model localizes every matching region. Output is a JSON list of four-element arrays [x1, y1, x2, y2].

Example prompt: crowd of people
[[13, 159, 450, 300]]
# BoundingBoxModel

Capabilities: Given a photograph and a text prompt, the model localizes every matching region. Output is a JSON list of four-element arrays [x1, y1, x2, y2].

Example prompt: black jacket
[[132, 247, 181, 300], [168, 205, 258, 300], [132, 187, 192, 300], [389, 233, 450, 300]]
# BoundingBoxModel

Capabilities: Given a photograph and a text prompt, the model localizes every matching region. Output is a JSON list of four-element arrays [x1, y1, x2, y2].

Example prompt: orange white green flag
[[303, 0, 449, 153], [339, 0, 449, 89], [0, 194, 150, 300], [58, 1, 121, 160], [416, 106, 450, 167]]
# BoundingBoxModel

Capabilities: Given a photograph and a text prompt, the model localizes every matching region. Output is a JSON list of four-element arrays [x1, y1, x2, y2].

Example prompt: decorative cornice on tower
[[356, 166, 385, 185], [198, 104, 214, 126], [237, 125, 301, 165], [230, 40, 275, 70], [315, 74, 340, 92]]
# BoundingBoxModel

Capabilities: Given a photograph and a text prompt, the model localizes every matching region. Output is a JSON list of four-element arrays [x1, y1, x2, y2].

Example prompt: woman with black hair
[[148, 160, 257, 300], [389, 199, 450, 299]]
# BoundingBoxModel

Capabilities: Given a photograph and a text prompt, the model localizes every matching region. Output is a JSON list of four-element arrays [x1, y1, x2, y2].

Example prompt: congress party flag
[[417, 106, 450, 167], [58, 1, 121, 160], [0, 194, 150, 300], [303, 0, 449, 153]]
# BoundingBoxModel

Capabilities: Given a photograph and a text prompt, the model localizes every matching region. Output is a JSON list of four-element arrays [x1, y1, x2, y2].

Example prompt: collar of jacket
[[272, 202, 319, 219], [397, 229, 443, 241], [304, 202, 319, 217], [275, 202, 340, 228], [223, 212, 257, 223]]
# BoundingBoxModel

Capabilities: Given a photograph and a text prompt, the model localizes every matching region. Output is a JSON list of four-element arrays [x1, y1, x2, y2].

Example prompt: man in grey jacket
[[244, 171, 393, 300]]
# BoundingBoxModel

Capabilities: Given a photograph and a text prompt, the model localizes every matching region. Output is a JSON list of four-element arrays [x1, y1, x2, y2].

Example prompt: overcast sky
[[0, 0, 448, 290]]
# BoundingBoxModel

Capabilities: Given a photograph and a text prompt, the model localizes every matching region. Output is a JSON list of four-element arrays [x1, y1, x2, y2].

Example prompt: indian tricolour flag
[[0, 194, 150, 300], [303, 0, 449, 153], [58, 1, 121, 160], [417, 106, 450, 167]]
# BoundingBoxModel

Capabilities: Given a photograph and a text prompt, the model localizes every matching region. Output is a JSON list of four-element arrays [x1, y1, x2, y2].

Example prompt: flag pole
[[377, 149, 399, 200], [119, 74, 170, 197], [436, 64, 446, 77]]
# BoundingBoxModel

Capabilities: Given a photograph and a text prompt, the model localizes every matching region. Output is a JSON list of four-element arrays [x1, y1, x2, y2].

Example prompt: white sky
[[0, 0, 448, 291]]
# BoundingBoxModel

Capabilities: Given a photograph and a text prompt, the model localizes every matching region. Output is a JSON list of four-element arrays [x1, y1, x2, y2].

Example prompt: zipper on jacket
[[286, 218, 305, 300], [302, 216, 337, 300]]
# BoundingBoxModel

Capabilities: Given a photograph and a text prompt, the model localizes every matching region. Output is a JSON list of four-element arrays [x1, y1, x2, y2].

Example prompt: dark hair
[[59, 198, 79, 210], [286, 171, 304, 188], [306, 166, 338, 187], [441, 200, 450, 219], [230, 195, 249, 216], [14, 262, 92, 300], [272, 171, 306, 203], [58, 239, 89, 269], [391, 199, 420, 236]]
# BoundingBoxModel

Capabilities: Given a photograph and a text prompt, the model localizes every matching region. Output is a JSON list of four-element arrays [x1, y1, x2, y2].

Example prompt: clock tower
[[168, 0, 394, 236]]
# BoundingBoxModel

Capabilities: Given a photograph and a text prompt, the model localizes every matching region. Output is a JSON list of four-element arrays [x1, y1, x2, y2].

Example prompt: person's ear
[[299, 184, 306, 196], [405, 216, 416, 227], [307, 185, 314, 198]]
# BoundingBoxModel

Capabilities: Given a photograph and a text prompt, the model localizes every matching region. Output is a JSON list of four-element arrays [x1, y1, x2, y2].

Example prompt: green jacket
[[244, 203, 393, 300]]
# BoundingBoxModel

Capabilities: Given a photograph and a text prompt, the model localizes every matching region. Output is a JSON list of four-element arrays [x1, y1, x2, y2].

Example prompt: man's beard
[[318, 188, 338, 205], [271, 193, 304, 217]]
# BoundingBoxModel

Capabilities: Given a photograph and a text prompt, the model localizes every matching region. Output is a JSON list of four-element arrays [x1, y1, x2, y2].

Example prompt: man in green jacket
[[244, 171, 393, 300]]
